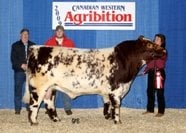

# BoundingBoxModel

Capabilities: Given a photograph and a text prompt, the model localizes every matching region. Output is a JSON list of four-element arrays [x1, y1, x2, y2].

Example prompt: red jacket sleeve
[[144, 54, 167, 73]]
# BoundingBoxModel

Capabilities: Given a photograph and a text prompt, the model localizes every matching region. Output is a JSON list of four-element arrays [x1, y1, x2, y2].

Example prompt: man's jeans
[[14, 71, 26, 112]]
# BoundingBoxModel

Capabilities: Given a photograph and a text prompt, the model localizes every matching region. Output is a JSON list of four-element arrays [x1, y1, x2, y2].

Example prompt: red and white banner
[[52, 2, 135, 30]]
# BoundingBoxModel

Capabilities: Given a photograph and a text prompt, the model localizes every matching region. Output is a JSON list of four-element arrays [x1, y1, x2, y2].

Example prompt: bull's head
[[138, 36, 166, 63]]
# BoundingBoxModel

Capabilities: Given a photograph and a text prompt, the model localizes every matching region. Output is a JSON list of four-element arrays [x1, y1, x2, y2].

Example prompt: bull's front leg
[[108, 82, 131, 124], [109, 93, 122, 124], [44, 90, 60, 122]]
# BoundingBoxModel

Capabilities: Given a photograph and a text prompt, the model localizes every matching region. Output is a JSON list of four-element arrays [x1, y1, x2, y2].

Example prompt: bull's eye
[[148, 43, 153, 48]]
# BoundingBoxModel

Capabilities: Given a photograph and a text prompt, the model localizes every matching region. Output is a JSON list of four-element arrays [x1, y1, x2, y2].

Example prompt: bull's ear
[[138, 35, 145, 40]]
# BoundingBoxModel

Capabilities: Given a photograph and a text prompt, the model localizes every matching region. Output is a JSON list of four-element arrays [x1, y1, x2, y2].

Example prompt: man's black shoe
[[65, 110, 72, 115], [15, 111, 20, 115]]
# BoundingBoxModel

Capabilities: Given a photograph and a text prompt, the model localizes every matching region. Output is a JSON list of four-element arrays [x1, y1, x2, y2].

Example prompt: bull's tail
[[22, 71, 30, 104]]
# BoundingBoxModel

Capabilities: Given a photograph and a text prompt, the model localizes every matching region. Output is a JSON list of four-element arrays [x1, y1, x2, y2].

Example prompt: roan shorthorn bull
[[23, 36, 166, 125]]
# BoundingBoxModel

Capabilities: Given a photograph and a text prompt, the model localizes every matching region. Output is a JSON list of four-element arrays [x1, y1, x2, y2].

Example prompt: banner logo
[[53, 2, 135, 30]]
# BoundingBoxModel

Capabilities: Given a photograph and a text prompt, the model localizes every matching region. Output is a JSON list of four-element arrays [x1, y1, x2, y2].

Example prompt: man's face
[[55, 29, 64, 38], [21, 31, 29, 44]]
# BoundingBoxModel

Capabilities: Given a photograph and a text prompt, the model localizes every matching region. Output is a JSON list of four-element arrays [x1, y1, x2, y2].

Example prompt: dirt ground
[[0, 108, 185, 133]]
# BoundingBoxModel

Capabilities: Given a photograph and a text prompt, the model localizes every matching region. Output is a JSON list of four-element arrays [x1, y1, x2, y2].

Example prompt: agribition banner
[[52, 2, 135, 30]]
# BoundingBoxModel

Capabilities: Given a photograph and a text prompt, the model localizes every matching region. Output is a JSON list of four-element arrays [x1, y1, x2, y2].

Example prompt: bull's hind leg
[[109, 93, 122, 124], [44, 90, 60, 122], [103, 96, 112, 119], [28, 87, 46, 125]]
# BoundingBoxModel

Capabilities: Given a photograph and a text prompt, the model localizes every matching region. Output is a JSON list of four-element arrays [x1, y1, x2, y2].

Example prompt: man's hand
[[21, 64, 27, 71]]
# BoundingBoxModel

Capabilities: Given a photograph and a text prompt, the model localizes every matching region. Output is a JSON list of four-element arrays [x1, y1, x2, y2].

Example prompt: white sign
[[52, 2, 135, 30]]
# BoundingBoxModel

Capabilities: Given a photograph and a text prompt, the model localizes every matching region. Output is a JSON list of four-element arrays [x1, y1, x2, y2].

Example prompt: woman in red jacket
[[45, 25, 75, 115], [142, 34, 168, 117]]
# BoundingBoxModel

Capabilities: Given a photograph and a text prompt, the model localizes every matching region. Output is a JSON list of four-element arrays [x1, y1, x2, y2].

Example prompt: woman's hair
[[154, 33, 166, 48]]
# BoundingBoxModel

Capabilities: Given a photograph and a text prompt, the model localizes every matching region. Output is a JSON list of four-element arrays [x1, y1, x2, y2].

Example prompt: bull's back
[[28, 46, 115, 92]]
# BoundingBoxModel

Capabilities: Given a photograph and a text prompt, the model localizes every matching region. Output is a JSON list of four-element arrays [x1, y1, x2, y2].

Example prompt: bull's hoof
[[53, 119, 58, 122], [104, 114, 111, 119], [53, 118, 61, 122], [30, 122, 39, 126], [114, 120, 122, 124]]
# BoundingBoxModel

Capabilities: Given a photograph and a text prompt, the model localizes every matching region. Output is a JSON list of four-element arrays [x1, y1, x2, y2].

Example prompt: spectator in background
[[45, 25, 75, 115], [142, 34, 168, 117], [11, 28, 35, 114]]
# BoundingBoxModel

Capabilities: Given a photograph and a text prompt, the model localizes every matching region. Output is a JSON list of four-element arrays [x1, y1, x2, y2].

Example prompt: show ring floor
[[0, 108, 185, 133]]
